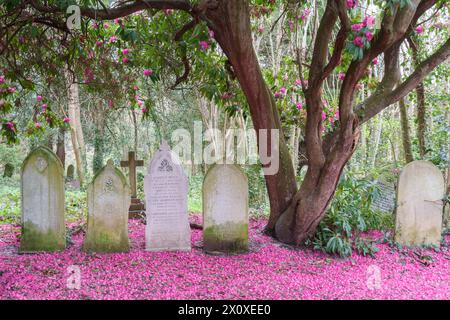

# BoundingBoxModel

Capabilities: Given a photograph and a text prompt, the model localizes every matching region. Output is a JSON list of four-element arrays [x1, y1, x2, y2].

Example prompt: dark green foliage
[[308, 172, 393, 257]]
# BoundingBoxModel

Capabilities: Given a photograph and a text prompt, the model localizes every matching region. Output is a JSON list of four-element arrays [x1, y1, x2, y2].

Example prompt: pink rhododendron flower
[[274, 92, 281, 99], [92, 22, 98, 29], [104, 23, 109, 29], [143, 69, 153, 77], [353, 36, 364, 48], [122, 48, 129, 55], [141, 107, 148, 113], [296, 102, 303, 110], [365, 31, 374, 41], [329, 116, 335, 124], [6, 121, 15, 131], [300, 8, 310, 20], [41, 104, 48, 111], [122, 58, 129, 64], [338, 73, 346, 81], [35, 122, 41, 128], [279, 87, 287, 95], [289, 20, 295, 31], [114, 18, 122, 24], [372, 57, 378, 65], [363, 16, 376, 28], [7, 87, 16, 93], [0, 75, 4, 84], [221, 92, 233, 100], [295, 79, 302, 86], [199, 41, 209, 50], [63, 117, 71, 123], [346, 0, 356, 9], [96, 41, 103, 47], [258, 25, 265, 33], [109, 36, 118, 43], [108, 100, 114, 108], [351, 23, 363, 31], [36, 95, 43, 102], [208, 29, 215, 39], [415, 25, 424, 34], [322, 111, 327, 121], [335, 111, 340, 119]]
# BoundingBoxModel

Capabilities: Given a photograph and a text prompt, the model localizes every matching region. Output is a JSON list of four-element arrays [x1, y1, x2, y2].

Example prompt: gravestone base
[[129, 197, 145, 219], [83, 221, 130, 253], [20, 222, 66, 253], [204, 222, 248, 254]]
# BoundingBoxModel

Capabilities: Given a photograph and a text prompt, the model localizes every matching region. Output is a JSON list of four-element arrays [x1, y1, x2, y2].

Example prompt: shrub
[[308, 172, 393, 258]]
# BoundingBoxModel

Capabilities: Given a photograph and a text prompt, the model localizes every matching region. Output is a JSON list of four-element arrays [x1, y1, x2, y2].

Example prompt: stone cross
[[120, 151, 144, 198]]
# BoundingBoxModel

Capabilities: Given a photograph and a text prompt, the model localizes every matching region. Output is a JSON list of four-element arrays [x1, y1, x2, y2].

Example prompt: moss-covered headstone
[[20, 146, 65, 252], [83, 160, 130, 252], [3, 163, 14, 178], [66, 164, 74, 181], [203, 164, 248, 254], [395, 160, 445, 246]]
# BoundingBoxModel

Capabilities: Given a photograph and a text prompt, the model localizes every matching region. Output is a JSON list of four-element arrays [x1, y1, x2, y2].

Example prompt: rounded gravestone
[[203, 164, 248, 253], [144, 141, 191, 251], [20, 146, 65, 252], [395, 160, 445, 246], [83, 160, 130, 252], [66, 164, 75, 181]]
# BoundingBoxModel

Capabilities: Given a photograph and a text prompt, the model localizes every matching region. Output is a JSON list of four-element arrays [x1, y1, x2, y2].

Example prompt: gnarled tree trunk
[[399, 97, 414, 163], [205, 0, 298, 233]]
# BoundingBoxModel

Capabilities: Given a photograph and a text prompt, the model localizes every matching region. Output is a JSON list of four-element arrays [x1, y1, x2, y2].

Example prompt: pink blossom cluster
[[1, 216, 448, 300]]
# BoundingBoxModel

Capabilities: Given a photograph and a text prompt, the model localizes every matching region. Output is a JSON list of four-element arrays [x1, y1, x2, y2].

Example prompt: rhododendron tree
[[0, 0, 449, 246]]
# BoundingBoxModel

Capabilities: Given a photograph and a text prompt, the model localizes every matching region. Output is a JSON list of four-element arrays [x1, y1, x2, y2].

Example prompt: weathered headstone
[[144, 141, 190, 251], [3, 163, 14, 178], [83, 160, 130, 252], [66, 164, 75, 181], [203, 164, 249, 253], [371, 181, 396, 213], [121, 151, 145, 218], [395, 160, 445, 246], [20, 146, 65, 252]]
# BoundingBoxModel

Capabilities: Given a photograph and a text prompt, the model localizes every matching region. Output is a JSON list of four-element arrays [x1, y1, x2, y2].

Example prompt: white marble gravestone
[[83, 160, 130, 252], [144, 141, 191, 251], [395, 160, 445, 246], [203, 164, 249, 253], [20, 146, 65, 252]]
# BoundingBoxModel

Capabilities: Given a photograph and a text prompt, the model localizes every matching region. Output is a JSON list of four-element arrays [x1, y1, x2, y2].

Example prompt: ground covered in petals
[[1, 216, 449, 300]]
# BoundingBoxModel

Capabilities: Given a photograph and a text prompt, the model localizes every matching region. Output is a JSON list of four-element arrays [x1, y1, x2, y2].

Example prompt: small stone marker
[[120, 151, 145, 218], [83, 160, 130, 252], [144, 141, 190, 251], [203, 164, 249, 253], [3, 163, 14, 178], [395, 160, 445, 246], [20, 146, 65, 252], [66, 164, 75, 181]]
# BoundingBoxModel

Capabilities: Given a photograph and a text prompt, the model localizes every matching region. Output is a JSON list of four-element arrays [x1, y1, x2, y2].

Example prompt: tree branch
[[28, 0, 192, 20], [357, 36, 450, 124]]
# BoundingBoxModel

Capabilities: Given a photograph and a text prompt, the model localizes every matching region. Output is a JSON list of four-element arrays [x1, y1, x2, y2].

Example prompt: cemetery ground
[[0, 185, 449, 300]]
